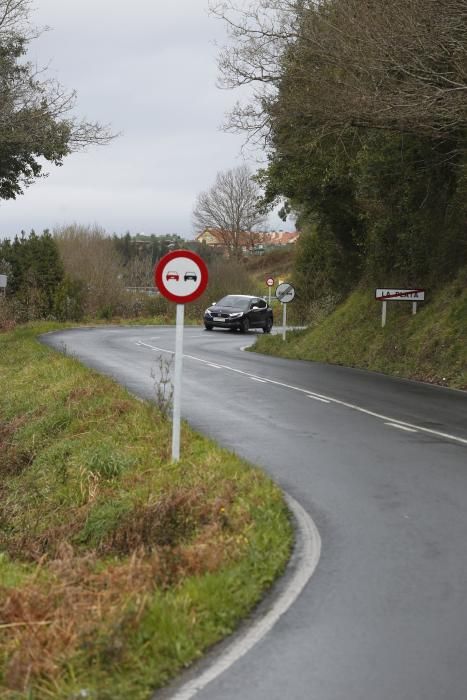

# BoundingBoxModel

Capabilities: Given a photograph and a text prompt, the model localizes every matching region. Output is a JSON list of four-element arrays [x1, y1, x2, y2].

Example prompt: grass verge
[[252, 269, 467, 390], [0, 323, 292, 699]]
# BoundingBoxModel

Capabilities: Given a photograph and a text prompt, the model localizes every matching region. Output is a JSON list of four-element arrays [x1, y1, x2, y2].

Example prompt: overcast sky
[[0, 0, 288, 241]]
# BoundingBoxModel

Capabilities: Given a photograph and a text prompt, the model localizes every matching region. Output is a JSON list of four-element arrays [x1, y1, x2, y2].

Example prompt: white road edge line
[[385, 422, 418, 433], [166, 494, 321, 700], [135, 341, 467, 446], [250, 377, 267, 383]]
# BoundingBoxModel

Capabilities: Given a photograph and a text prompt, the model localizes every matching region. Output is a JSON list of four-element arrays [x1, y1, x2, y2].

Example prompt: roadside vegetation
[[253, 267, 467, 390], [1, 0, 466, 393], [3, 0, 465, 690], [0, 324, 292, 699], [207, 0, 467, 391], [0, 227, 263, 329]]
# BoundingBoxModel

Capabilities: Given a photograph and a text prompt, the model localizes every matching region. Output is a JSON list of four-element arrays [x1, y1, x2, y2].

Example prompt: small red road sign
[[266, 276, 275, 287], [155, 250, 208, 304]]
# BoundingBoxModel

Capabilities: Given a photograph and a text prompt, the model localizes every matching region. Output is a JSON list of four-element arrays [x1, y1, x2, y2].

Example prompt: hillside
[[253, 267, 467, 390], [244, 247, 296, 280]]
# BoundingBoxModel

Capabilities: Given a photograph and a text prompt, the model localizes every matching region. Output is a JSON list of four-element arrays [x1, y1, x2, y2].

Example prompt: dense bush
[[0, 230, 66, 323]]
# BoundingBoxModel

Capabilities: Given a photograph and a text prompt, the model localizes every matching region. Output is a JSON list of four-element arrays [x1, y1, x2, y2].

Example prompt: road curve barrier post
[[154, 250, 209, 462]]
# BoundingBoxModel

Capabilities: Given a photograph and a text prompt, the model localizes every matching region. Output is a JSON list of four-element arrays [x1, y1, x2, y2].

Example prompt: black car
[[204, 294, 273, 333]]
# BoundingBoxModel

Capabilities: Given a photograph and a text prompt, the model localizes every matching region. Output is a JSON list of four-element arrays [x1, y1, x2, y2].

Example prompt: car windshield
[[216, 295, 251, 310]]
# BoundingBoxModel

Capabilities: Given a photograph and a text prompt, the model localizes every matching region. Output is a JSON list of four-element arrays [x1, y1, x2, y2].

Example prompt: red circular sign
[[266, 276, 275, 287], [154, 250, 209, 303]]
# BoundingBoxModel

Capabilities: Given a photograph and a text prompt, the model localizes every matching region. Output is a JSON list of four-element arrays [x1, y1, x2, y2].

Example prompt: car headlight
[[229, 312, 243, 318], [204, 309, 212, 316]]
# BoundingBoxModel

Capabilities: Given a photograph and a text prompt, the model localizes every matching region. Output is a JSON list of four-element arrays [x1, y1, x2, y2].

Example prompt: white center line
[[385, 423, 418, 433], [250, 377, 267, 383], [307, 395, 331, 404], [135, 340, 467, 446]]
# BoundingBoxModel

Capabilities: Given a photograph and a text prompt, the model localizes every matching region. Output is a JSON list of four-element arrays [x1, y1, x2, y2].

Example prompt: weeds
[[86, 445, 134, 481], [151, 354, 174, 418]]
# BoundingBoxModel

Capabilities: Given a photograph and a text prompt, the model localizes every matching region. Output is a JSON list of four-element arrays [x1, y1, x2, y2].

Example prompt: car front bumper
[[204, 314, 243, 328]]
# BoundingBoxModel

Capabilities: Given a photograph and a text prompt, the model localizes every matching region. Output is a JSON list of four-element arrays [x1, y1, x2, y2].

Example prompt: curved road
[[42, 326, 467, 700]]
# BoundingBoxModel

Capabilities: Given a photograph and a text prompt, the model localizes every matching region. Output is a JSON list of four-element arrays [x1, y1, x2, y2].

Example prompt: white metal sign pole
[[172, 303, 185, 462], [412, 301, 417, 315], [381, 300, 387, 328], [268, 286, 271, 305], [282, 302, 287, 341]]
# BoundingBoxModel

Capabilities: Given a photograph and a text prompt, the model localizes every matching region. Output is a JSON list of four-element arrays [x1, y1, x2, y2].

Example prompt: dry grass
[[1, 521, 243, 693], [1, 484, 245, 693]]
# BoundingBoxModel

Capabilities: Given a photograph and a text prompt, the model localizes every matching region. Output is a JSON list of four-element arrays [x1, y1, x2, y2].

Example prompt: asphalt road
[[42, 325, 467, 700]]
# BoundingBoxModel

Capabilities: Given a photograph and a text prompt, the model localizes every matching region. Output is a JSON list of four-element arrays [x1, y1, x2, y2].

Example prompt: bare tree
[[212, 0, 467, 151], [123, 251, 153, 288], [192, 165, 267, 256], [211, 0, 298, 142], [54, 224, 126, 316]]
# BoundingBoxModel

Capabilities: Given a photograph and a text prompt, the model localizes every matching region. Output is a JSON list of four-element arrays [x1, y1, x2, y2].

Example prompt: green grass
[[252, 269, 467, 389], [0, 323, 292, 699]]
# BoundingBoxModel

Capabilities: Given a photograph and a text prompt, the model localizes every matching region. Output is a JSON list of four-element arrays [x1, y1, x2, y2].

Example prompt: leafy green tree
[[0, 0, 114, 201], [0, 230, 64, 317], [353, 132, 462, 283], [53, 276, 86, 321], [216, 0, 467, 313]]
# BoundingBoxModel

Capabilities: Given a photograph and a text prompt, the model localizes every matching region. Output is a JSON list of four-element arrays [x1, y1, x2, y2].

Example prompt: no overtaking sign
[[154, 250, 209, 463], [155, 250, 208, 303]]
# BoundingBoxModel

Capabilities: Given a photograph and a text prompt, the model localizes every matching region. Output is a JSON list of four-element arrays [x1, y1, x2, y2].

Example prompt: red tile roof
[[196, 228, 299, 247]]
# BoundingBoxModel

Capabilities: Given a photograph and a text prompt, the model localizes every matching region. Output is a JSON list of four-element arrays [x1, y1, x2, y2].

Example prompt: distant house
[[262, 231, 300, 246], [195, 228, 300, 255], [196, 228, 231, 249]]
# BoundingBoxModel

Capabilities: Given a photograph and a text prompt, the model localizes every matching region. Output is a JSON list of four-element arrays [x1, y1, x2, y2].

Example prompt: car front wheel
[[240, 317, 250, 333], [204, 323, 213, 331], [263, 318, 273, 333]]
